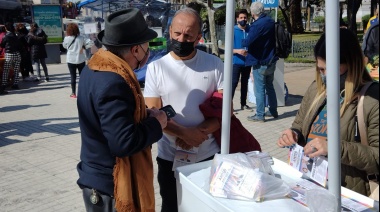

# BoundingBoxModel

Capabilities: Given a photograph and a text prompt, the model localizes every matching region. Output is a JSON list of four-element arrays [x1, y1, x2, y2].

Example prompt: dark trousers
[[20, 52, 34, 78], [232, 64, 251, 106], [68, 62, 85, 94], [157, 155, 215, 212], [82, 187, 116, 212], [34, 58, 48, 78], [157, 157, 178, 212]]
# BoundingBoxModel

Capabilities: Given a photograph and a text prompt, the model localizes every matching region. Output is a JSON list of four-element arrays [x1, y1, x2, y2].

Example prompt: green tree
[[289, 0, 304, 33], [188, 0, 226, 56], [346, 0, 362, 33], [314, 16, 325, 23]]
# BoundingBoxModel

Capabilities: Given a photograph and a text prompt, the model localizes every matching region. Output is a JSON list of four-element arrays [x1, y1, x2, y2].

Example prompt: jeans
[[34, 58, 48, 78], [202, 31, 208, 40], [68, 62, 85, 94], [252, 63, 277, 118], [232, 64, 251, 106]]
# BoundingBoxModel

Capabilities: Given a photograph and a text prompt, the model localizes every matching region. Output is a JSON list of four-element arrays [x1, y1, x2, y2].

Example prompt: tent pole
[[220, 0, 235, 154], [325, 0, 341, 210]]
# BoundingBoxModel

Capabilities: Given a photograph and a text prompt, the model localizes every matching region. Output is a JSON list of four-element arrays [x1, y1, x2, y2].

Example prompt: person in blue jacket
[[242, 2, 279, 122], [76, 9, 168, 211], [232, 9, 251, 110]]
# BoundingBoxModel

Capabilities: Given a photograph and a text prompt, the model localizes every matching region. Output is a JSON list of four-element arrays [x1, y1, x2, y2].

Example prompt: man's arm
[[233, 49, 248, 56], [145, 97, 215, 147], [241, 25, 260, 48]]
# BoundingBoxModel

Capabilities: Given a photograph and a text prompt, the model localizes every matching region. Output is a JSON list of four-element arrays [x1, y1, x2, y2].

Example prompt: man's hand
[[178, 127, 209, 147], [147, 108, 167, 129], [175, 138, 193, 150], [234, 49, 248, 56], [197, 118, 220, 135]]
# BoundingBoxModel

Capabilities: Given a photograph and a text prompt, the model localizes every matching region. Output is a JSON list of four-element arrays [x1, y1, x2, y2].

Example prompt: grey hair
[[104, 44, 131, 59], [172, 7, 202, 34], [250, 2, 264, 16]]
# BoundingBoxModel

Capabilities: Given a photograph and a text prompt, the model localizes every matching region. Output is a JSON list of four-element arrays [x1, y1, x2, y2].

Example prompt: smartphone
[[159, 105, 176, 119]]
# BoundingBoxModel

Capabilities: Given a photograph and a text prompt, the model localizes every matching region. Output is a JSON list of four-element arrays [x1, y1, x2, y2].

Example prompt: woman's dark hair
[[0, 26, 6, 33], [15, 23, 28, 35], [30, 22, 39, 32], [66, 23, 80, 36], [5, 22, 15, 32]]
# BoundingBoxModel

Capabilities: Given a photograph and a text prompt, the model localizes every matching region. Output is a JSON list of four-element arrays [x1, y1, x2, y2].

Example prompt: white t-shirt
[[144, 50, 224, 162]]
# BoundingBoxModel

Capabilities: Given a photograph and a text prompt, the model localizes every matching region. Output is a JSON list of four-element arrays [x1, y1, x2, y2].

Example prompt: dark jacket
[[0, 31, 21, 54], [27, 28, 47, 60], [233, 24, 250, 66], [17, 33, 30, 56], [242, 14, 278, 66], [362, 22, 379, 59], [291, 81, 379, 196], [76, 66, 163, 196]]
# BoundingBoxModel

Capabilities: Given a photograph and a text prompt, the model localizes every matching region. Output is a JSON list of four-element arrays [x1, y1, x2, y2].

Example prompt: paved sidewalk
[[0, 55, 315, 212]]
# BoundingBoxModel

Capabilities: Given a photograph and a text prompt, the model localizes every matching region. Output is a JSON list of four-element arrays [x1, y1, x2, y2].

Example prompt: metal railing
[[291, 39, 319, 59]]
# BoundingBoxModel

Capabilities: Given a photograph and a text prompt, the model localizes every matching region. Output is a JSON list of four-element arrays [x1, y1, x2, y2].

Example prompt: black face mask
[[238, 20, 247, 27], [134, 45, 149, 70], [169, 39, 196, 57]]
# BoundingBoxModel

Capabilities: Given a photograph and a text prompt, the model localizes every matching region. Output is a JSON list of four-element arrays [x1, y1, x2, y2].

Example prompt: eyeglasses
[[139, 45, 150, 57]]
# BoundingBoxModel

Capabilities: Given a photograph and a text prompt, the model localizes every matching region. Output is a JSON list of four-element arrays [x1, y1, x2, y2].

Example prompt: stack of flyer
[[289, 179, 375, 212], [288, 144, 328, 187]]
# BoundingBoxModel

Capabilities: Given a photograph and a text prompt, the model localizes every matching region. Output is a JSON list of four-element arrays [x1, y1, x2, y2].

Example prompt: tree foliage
[[313, 16, 325, 23], [187, 0, 219, 55]]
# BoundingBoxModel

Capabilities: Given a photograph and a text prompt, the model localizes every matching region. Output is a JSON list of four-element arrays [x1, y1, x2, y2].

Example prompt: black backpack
[[275, 21, 292, 58]]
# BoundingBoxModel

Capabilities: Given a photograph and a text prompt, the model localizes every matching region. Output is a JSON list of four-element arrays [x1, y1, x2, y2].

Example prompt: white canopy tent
[[221, 0, 341, 210]]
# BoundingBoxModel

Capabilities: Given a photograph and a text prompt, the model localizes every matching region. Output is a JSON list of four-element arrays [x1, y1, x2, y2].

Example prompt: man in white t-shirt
[[144, 8, 224, 212]]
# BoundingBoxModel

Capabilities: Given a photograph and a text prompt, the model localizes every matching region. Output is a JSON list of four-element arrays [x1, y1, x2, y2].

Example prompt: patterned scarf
[[88, 49, 155, 212]]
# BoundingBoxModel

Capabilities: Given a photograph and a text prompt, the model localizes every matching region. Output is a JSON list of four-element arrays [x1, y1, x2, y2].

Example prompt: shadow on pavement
[[0, 117, 79, 147], [0, 104, 50, 113], [265, 109, 299, 123], [285, 94, 303, 106]]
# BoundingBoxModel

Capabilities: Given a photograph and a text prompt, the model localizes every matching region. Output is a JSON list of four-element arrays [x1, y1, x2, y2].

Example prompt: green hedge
[[285, 56, 315, 63], [314, 16, 325, 24], [362, 14, 371, 29]]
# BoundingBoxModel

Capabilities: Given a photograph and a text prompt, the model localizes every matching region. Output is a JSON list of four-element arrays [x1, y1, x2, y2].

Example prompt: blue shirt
[[233, 24, 250, 66]]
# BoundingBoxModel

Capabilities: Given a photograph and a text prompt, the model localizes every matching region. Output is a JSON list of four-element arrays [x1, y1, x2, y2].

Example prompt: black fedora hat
[[98, 8, 158, 46]]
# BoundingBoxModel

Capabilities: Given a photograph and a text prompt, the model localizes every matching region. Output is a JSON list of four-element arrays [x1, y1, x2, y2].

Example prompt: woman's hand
[[277, 129, 298, 148], [304, 137, 328, 158]]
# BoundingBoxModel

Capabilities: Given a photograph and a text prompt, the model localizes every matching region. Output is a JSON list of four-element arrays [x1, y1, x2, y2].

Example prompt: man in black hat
[[76, 8, 168, 212]]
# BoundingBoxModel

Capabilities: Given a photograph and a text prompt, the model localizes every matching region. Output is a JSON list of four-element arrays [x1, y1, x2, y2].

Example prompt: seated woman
[[277, 28, 379, 197]]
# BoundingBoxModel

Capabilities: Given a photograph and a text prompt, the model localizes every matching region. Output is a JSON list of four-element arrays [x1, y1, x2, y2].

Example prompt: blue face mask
[[320, 72, 327, 85], [320, 71, 348, 91], [238, 20, 247, 27]]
